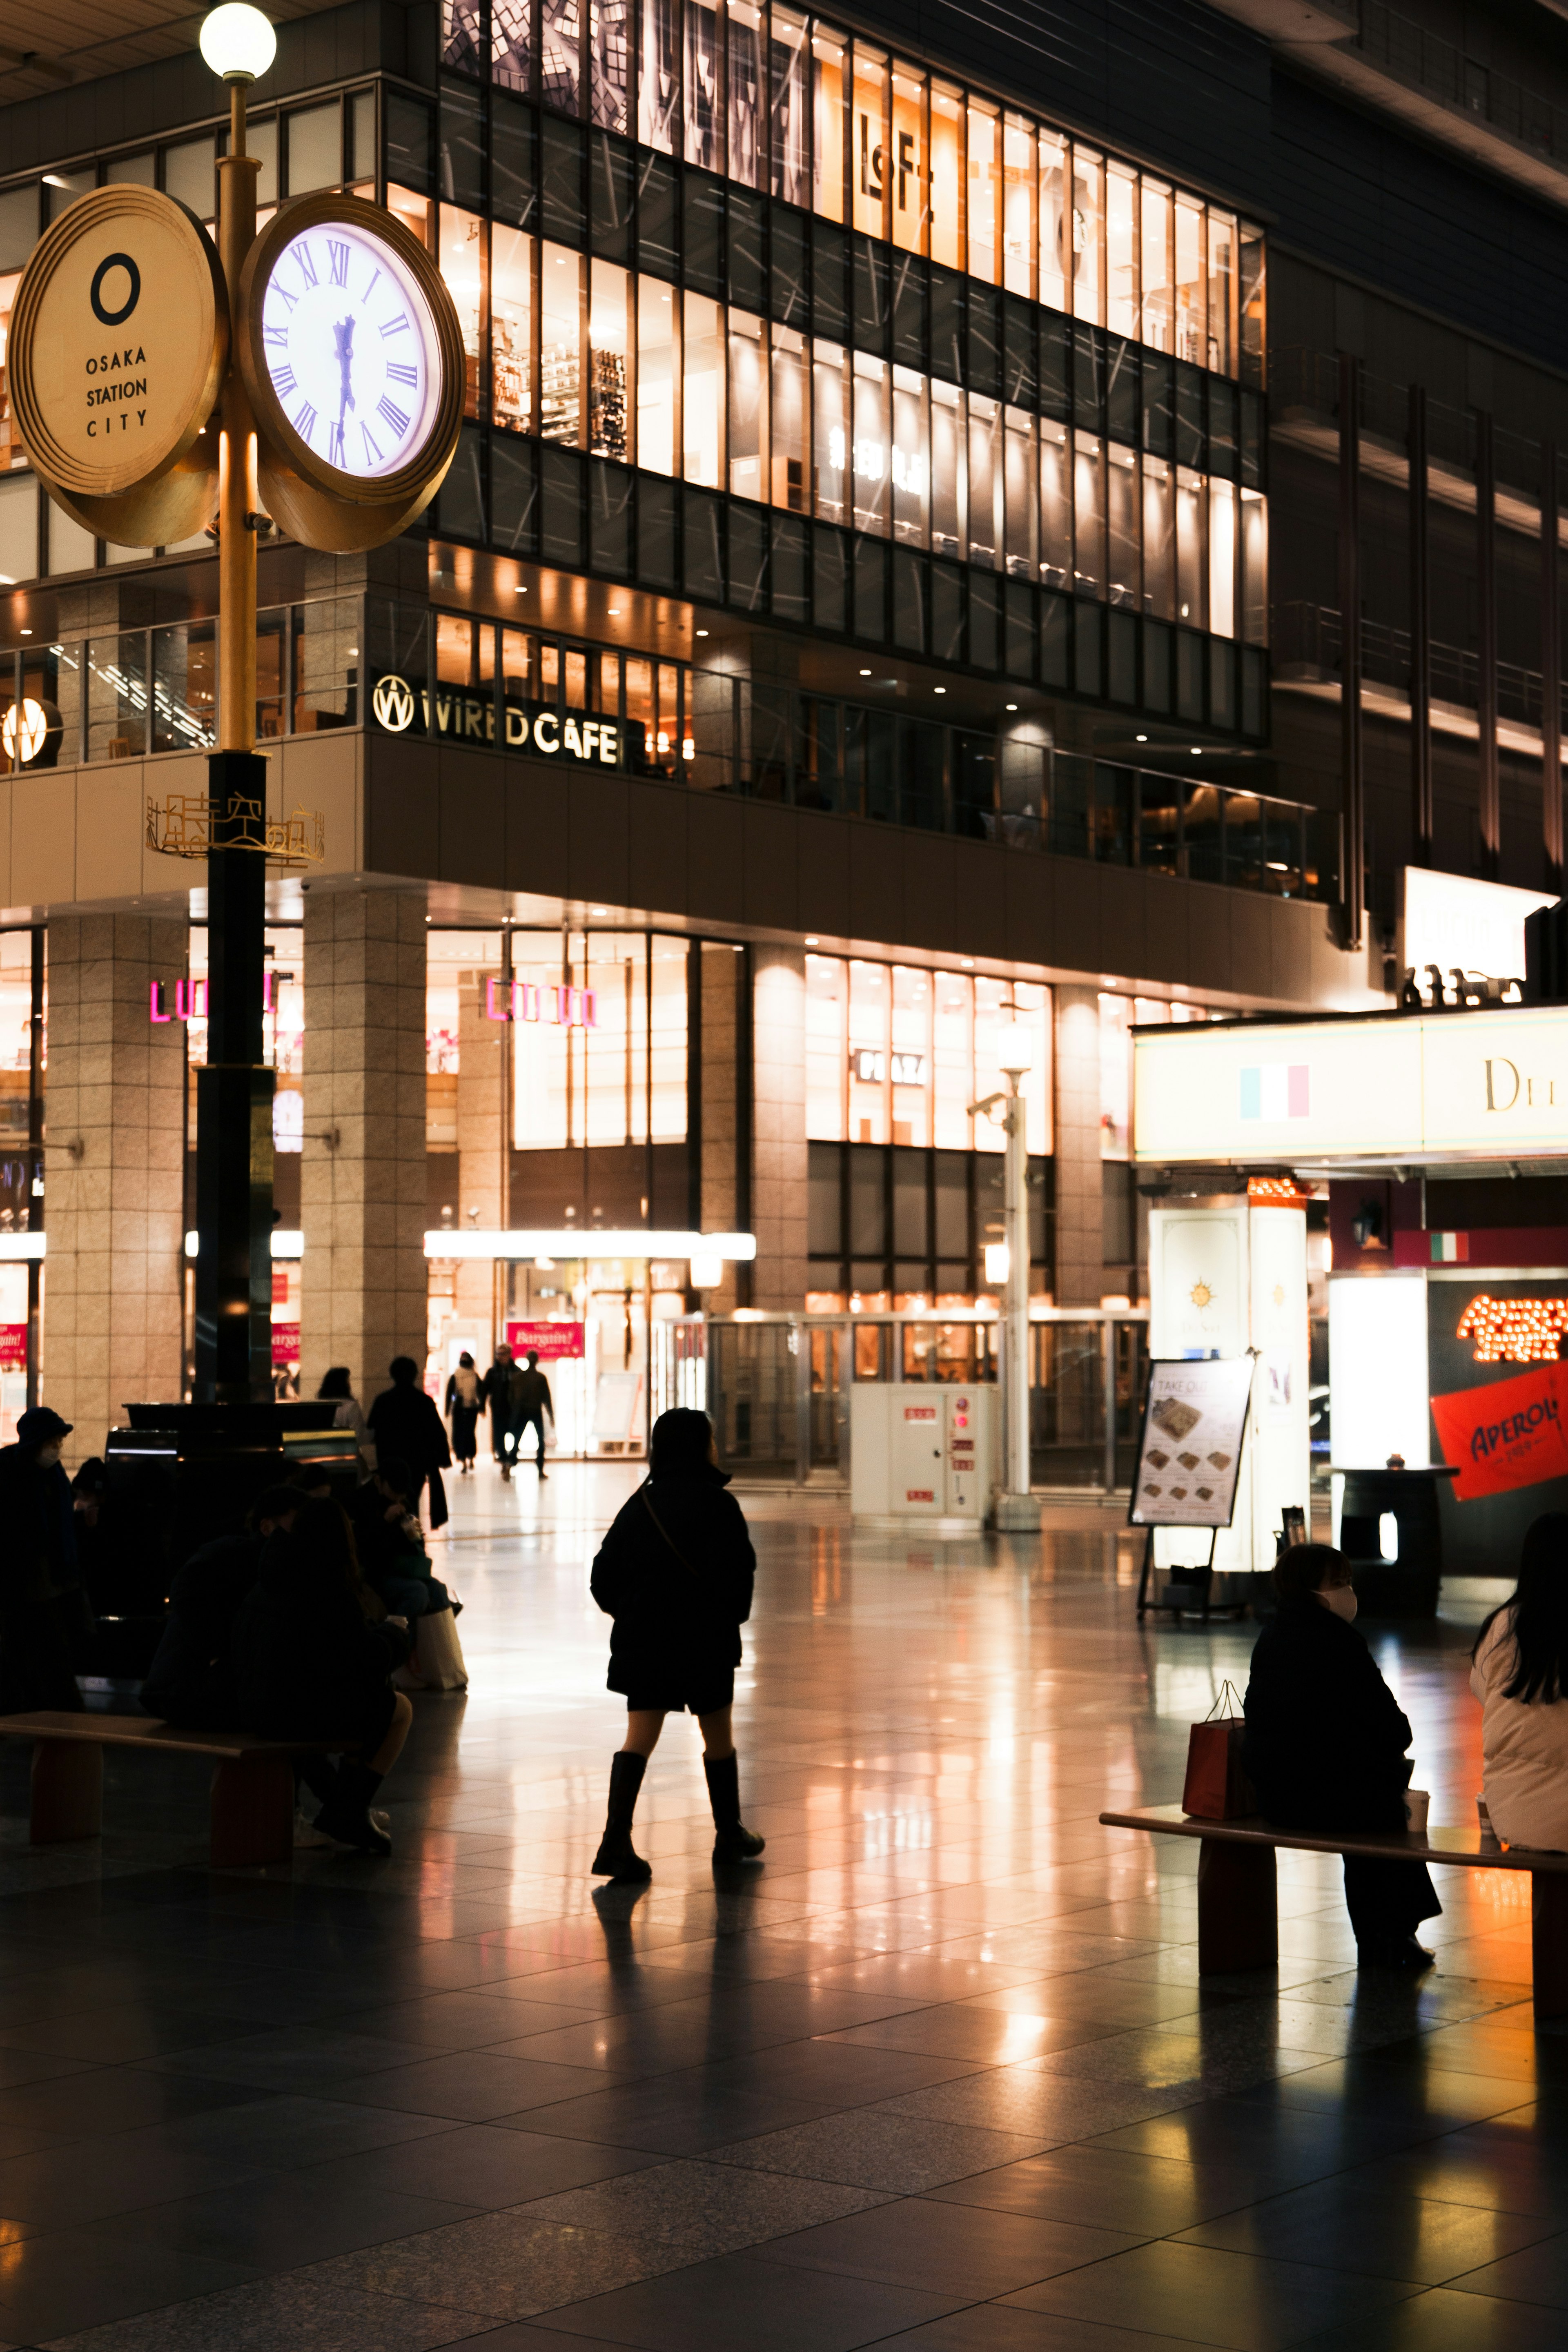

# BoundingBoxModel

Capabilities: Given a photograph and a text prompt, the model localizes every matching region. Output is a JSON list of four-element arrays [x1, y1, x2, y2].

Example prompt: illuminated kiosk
[[1134, 985, 1568, 1603]]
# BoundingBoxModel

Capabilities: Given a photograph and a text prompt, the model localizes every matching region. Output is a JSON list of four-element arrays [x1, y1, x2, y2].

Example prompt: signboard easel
[[1131, 1356, 1256, 1622]]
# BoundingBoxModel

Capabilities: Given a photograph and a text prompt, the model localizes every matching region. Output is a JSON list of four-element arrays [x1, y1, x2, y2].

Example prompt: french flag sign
[[1238, 1063, 1310, 1122]]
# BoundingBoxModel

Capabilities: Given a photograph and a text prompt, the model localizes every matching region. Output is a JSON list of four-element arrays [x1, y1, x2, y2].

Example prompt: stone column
[[751, 946, 808, 1311], [299, 888, 428, 1408], [697, 940, 742, 1314], [1053, 985, 1105, 1310], [44, 915, 187, 1461], [454, 963, 505, 1341]]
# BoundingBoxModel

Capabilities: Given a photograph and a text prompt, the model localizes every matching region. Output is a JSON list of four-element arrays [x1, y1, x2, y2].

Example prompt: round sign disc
[[9, 185, 227, 503]]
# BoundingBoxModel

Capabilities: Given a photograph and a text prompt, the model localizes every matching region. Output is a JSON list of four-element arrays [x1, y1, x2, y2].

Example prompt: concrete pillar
[[751, 946, 808, 1311], [454, 964, 505, 1344], [1054, 986, 1105, 1310], [299, 888, 428, 1406], [698, 940, 742, 1315], [44, 915, 186, 1460]]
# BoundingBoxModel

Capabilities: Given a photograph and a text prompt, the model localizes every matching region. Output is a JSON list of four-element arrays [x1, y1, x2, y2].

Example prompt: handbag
[[408, 1603, 468, 1691], [643, 1490, 698, 1575], [1181, 1681, 1256, 1820]]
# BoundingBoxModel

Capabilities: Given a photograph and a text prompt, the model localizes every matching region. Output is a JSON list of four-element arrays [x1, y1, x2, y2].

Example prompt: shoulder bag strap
[[642, 1489, 699, 1576]]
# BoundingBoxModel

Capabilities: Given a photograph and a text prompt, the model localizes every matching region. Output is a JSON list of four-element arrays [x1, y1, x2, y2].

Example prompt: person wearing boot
[[588, 1407, 762, 1881], [232, 1496, 414, 1855]]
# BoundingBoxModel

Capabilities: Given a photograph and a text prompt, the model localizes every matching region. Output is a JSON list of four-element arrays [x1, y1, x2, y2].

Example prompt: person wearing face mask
[[0, 1406, 87, 1713], [1242, 1541, 1441, 1971]]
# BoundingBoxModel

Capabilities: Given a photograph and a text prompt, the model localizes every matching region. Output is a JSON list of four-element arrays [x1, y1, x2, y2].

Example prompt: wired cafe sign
[[371, 672, 624, 766]]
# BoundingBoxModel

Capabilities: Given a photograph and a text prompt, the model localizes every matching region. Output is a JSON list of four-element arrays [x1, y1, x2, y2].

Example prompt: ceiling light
[[607, 606, 621, 615], [695, 628, 708, 637], [859, 667, 871, 675], [1190, 746, 1202, 755], [934, 686, 946, 695], [591, 906, 608, 915], [19, 628, 30, 636], [1136, 733, 1147, 742], [962, 958, 974, 968], [515, 585, 527, 594], [805, 936, 819, 946], [1005, 702, 1017, 711]]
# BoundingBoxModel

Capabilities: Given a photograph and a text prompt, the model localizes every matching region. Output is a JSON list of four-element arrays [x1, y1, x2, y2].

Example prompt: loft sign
[[371, 673, 624, 766]]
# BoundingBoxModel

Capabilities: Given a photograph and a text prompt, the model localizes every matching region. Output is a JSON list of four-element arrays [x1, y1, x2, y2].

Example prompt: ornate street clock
[[7, 184, 228, 546], [236, 192, 464, 552]]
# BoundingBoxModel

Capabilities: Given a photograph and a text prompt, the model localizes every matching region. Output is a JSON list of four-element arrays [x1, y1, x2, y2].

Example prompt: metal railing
[[1357, 0, 1568, 169], [1273, 599, 1557, 732]]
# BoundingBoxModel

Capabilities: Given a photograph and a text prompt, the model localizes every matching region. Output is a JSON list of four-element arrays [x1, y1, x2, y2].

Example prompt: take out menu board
[[1129, 1357, 1255, 1529]]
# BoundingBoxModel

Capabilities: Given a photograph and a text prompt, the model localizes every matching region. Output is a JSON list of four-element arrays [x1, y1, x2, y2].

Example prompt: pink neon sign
[[149, 974, 279, 1023], [485, 978, 598, 1029]]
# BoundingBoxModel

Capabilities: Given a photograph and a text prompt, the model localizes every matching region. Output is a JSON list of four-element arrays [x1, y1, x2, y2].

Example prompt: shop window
[[1241, 488, 1268, 645], [1099, 993, 1132, 1159], [727, 0, 764, 189], [1208, 211, 1236, 376], [852, 46, 888, 238], [0, 276, 26, 474], [1175, 465, 1205, 626], [929, 83, 962, 269], [1174, 196, 1205, 369], [1209, 479, 1236, 639], [492, 227, 532, 428], [967, 394, 999, 568], [440, 206, 486, 418], [493, 0, 531, 93], [588, 259, 628, 459], [636, 278, 677, 472], [1139, 177, 1171, 352], [891, 65, 925, 253], [286, 104, 341, 196], [1001, 114, 1033, 296], [728, 310, 766, 499], [811, 26, 846, 220], [1038, 128, 1067, 313], [931, 378, 962, 558], [966, 100, 998, 284], [1002, 407, 1035, 578], [1107, 443, 1139, 608], [812, 339, 849, 525], [851, 352, 890, 536], [542, 0, 582, 119], [770, 325, 808, 510], [1106, 163, 1137, 341], [540, 243, 581, 442], [890, 967, 931, 1147], [771, 7, 810, 208], [891, 365, 929, 545], [1071, 146, 1103, 325], [387, 181, 434, 249], [682, 292, 724, 486], [593, 0, 632, 134]]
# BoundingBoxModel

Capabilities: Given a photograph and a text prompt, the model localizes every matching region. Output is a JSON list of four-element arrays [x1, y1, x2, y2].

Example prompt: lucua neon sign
[[151, 974, 281, 1022], [486, 978, 597, 1028]]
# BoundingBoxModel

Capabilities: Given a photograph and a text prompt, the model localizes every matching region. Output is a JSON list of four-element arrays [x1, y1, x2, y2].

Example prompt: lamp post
[[976, 1010, 1041, 1534], [194, 2, 277, 1405]]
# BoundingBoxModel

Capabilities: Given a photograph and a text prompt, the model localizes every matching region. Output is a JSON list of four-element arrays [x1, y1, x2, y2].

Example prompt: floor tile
[[927, 2143, 1259, 2234], [303, 2208, 690, 2319], [762, 2191, 1140, 2296], [515, 2247, 965, 2350], [1001, 2237, 1420, 2350], [37, 2271, 493, 2350]]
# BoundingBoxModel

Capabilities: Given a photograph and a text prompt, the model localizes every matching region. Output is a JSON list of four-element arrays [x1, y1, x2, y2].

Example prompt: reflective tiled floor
[[0, 1463, 1559, 2350]]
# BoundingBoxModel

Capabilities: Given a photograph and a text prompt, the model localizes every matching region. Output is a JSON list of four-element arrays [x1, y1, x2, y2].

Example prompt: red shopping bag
[[1182, 1682, 1256, 1820]]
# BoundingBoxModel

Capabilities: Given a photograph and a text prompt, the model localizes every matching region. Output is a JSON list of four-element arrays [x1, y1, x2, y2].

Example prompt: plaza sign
[[1133, 1002, 1568, 1166], [371, 673, 624, 765]]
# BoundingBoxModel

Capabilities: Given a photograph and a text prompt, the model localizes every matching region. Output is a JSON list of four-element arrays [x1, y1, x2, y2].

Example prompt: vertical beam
[[1476, 408, 1500, 878], [1408, 383, 1432, 866], [1543, 440, 1563, 890], [1338, 352, 1364, 947], [25, 925, 42, 1413]]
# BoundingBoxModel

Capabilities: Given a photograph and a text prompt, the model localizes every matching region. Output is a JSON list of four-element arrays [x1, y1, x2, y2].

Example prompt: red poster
[[0, 1322, 26, 1372], [1431, 1363, 1568, 1500], [506, 1319, 585, 1361], [272, 1323, 301, 1370]]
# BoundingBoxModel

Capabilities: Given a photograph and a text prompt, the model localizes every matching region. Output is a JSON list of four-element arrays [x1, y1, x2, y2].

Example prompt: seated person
[[141, 1485, 299, 1728], [347, 1456, 453, 1621], [232, 1496, 413, 1855], [1243, 1541, 1441, 1971], [1470, 1511, 1568, 1851]]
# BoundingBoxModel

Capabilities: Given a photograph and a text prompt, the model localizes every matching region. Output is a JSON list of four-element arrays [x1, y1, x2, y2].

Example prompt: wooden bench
[[1100, 1803, 1568, 2022], [0, 1711, 351, 1869]]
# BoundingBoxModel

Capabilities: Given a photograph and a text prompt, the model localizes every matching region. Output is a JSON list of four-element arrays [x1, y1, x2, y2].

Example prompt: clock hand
[[333, 314, 356, 423]]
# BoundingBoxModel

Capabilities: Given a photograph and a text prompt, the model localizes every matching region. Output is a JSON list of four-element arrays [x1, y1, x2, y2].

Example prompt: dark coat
[[590, 1467, 755, 1699], [484, 1359, 525, 1422], [232, 1526, 411, 1739], [1243, 1599, 1414, 1833], [367, 1381, 452, 1479], [141, 1531, 260, 1728], [515, 1366, 553, 1418], [0, 1442, 77, 1605]]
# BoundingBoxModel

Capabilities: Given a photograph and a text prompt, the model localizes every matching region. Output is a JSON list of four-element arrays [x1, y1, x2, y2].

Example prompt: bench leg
[[1533, 1873, 1568, 2021], [209, 1755, 294, 1869], [1197, 1838, 1278, 1974], [30, 1739, 103, 1843]]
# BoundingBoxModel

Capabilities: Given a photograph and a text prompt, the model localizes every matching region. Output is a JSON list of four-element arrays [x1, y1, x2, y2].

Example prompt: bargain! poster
[[1430, 1363, 1568, 1499]]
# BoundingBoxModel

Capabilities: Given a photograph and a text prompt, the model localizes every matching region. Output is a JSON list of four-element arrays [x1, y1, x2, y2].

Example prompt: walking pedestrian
[[514, 1348, 553, 1479], [445, 1352, 484, 1473], [367, 1357, 452, 1528], [484, 1343, 523, 1479], [318, 1365, 373, 1476], [588, 1407, 764, 1881], [0, 1406, 88, 1713]]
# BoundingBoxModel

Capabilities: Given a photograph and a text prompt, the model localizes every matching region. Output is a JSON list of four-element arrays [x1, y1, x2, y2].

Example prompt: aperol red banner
[[1430, 1363, 1568, 1500]]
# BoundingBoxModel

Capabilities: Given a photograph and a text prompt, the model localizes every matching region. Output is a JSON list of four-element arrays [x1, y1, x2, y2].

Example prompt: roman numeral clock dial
[[236, 193, 462, 555]]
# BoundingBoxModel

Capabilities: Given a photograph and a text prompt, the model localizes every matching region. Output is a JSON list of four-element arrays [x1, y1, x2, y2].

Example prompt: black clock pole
[[192, 754, 275, 1405]]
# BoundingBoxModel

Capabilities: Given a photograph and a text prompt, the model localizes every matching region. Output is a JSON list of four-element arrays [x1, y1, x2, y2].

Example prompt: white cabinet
[[850, 1384, 996, 1529]]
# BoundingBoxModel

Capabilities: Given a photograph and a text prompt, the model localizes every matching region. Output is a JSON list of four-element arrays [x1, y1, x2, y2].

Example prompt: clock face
[[260, 223, 440, 479]]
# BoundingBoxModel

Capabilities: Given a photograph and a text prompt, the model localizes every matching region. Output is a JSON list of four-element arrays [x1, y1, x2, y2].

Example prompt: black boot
[[592, 1750, 652, 1881], [315, 1760, 392, 1856], [704, 1752, 764, 1865]]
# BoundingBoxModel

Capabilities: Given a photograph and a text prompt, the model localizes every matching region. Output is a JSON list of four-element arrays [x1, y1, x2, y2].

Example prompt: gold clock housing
[[236, 191, 465, 555], [9, 186, 227, 547]]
